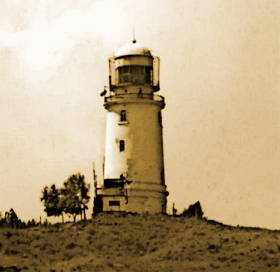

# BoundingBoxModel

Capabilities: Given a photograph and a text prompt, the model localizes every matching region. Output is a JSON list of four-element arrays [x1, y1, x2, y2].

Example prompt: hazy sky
[[0, 0, 279, 228]]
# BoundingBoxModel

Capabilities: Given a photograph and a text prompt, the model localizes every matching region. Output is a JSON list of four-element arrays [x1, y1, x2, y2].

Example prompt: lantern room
[[108, 40, 160, 94]]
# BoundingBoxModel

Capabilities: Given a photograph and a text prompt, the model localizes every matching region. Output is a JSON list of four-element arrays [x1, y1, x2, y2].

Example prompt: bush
[[181, 201, 204, 218]]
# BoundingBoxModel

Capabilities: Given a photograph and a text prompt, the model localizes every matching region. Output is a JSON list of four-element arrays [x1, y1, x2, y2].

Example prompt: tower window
[[120, 110, 126, 121], [119, 140, 125, 152]]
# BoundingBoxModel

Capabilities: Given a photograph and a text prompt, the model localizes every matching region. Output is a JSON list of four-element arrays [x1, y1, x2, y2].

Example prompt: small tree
[[40, 184, 64, 222], [2, 209, 20, 228], [8, 209, 19, 227], [181, 201, 204, 219], [60, 173, 90, 222]]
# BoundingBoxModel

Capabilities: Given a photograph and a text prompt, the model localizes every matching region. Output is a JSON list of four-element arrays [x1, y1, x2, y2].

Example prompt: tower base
[[93, 181, 168, 215]]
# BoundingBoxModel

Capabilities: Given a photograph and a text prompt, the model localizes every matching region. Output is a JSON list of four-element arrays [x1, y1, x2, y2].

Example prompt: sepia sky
[[0, 0, 279, 228]]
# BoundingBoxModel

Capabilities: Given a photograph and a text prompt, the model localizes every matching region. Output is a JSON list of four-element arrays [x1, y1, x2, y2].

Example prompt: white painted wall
[[104, 99, 164, 183], [103, 95, 167, 213]]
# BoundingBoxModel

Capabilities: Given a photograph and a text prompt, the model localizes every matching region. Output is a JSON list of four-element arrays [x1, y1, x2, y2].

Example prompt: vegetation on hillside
[[0, 209, 38, 229], [0, 213, 279, 272], [1, 176, 279, 271]]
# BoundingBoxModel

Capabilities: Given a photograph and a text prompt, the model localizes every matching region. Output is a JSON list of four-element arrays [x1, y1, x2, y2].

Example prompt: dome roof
[[115, 40, 152, 57]]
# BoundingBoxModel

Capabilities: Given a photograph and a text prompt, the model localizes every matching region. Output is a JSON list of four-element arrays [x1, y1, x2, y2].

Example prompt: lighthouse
[[94, 40, 168, 214]]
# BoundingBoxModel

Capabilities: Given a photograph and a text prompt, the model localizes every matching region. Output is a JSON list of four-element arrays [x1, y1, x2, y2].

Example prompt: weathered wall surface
[[104, 101, 164, 184], [103, 97, 167, 213]]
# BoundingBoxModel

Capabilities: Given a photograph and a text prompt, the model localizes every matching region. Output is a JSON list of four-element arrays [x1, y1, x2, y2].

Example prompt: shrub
[[181, 201, 204, 218]]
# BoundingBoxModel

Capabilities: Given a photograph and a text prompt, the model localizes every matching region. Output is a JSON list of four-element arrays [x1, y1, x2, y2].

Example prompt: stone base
[[93, 182, 168, 214]]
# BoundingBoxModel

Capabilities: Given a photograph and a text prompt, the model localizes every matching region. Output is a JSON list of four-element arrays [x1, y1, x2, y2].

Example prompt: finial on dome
[[132, 28, 136, 43], [115, 39, 151, 57]]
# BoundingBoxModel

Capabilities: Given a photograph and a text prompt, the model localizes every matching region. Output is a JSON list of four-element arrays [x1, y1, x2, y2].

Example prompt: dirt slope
[[0, 213, 279, 272]]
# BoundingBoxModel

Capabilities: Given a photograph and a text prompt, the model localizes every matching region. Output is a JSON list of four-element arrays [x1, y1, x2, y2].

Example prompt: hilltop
[[0, 213, 279, 272]]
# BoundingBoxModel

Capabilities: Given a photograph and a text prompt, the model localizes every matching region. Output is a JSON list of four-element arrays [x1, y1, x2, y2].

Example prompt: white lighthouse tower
[[94, 40, 168, 214]]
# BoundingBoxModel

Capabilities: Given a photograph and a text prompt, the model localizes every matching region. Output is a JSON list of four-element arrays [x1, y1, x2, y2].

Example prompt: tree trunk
[[73, 214, 76, 223], [83, 207, 86, 221], [61, 213, 64, 223]]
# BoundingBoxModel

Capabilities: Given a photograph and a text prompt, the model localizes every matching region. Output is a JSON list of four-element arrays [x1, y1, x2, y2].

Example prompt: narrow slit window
[[158, 112, 162, 127], [120, 110, 126, 121], [119, 140, 125, 152], [161, 168, 165, 185]]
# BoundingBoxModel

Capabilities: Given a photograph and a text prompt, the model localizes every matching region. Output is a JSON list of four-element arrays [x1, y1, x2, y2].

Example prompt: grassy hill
[[0, 213, 279, 272]]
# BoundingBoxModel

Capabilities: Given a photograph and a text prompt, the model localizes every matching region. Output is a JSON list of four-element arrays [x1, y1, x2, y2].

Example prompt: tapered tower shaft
[[94, 41, 168, 214]]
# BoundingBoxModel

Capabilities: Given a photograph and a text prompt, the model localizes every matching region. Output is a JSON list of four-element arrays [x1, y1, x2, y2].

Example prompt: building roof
[[115, 40, 152, 57]]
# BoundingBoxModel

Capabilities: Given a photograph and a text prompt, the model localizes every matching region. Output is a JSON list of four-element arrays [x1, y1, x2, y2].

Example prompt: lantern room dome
[[115, 40, 152, 58]]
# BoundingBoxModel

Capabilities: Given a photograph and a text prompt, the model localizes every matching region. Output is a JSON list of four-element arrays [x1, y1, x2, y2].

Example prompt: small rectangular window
[[109, 200, 120, 206], [120, 110, 126, 121], [120, 140, 125, 152]]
